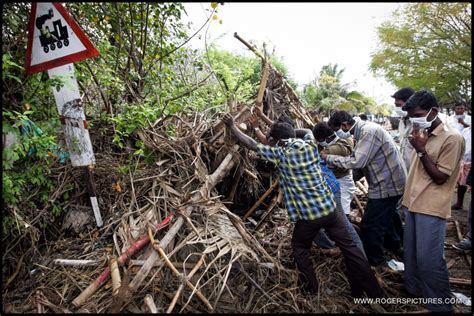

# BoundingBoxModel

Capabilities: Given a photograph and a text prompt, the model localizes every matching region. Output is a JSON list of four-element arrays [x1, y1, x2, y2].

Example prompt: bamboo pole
[[71, 213, 174, 307], [243, 179, 279, 220]]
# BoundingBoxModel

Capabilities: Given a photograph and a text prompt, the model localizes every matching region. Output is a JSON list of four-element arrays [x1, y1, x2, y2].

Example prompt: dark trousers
[[361, 195, 403, 266], [292, 210, 383, 298]]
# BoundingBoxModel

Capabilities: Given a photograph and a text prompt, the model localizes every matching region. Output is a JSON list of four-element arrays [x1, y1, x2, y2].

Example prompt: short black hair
[[391, 87, 415, 102], [402, 90, 438, 111], [328, 111, 355, 128], [453, 102, 466, 109], [358, 113, 368, 121], [269, 122, 295, 140], [312, 122, 334, 139], [276, 114, 295, 127]]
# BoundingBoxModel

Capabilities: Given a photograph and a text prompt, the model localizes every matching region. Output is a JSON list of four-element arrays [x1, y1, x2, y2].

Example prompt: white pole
[[48, 63, 102, 227]]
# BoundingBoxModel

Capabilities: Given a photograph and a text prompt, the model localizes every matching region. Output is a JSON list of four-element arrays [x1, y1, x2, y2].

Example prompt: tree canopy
[[370, 3, 471, 105], [302, 63, 391, 117]]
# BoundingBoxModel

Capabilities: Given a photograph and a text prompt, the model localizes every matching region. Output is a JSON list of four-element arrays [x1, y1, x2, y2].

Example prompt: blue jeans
[[361, 195, 402, 266], [404, 209, 453, 313]]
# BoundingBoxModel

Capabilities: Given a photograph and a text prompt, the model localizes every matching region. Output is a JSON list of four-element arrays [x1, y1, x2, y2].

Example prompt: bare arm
[[249, 112, 269, 145], [223, 114, 258, 151], [255, 102, 274, 126]]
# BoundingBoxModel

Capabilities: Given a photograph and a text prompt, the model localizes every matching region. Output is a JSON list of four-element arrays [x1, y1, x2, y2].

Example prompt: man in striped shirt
[[223, 113, 383, 298], [322, 111, 406, 267]]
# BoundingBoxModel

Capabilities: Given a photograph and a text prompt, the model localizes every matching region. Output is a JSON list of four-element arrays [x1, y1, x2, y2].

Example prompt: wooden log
[[353, 195, 365, 216], [128, 146, 239, 293], [243, 179, 279, 220], [257, 62, 269, 103], [449, 277, 471, 285], [355, 180, 368, 195], [144, 294, 158, 313], [109, 257, 121, 296], [71, 213, 174, 307]]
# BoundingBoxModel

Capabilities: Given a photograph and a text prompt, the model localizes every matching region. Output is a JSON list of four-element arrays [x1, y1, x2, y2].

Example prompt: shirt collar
[[353, 120, 365, 140], [429, 121, 448, 137], [283, 138, 307, 149]]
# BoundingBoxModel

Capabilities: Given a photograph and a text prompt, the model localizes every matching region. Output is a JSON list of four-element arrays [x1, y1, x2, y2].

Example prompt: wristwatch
[[417, 151, 427, 158]]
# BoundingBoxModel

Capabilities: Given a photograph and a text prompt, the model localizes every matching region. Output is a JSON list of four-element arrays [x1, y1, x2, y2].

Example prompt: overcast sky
[[182, 2, 405, 106]]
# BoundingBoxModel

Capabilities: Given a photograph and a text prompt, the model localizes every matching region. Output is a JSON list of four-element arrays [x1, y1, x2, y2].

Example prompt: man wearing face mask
[[321, 111, 406, 267], [401, 90, 465, 313], [312, 122, 364, 254], [391, 87, 415, 171]]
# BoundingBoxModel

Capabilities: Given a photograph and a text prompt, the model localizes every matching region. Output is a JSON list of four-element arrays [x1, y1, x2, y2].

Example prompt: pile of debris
[[2, 36, 471, 314]]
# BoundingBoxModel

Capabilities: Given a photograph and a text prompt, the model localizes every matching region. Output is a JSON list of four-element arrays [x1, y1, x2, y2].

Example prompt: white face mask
[[335, 123, 355, 139], [409, 108, 438, 129], [454, 114, 465, 120], [394, 107, 407, 117], [318, 134, 339, 148]]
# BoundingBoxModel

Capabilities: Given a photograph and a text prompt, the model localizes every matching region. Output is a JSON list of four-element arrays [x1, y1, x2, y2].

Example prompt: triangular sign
[[25, 2, 99, 76]]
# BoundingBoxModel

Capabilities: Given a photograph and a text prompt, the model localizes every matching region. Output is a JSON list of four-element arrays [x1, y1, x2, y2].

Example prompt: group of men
[[223, 88, 470, 313]]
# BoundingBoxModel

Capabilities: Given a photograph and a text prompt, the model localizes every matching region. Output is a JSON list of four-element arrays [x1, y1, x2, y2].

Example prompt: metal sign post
[[25, 3, 103, 227]]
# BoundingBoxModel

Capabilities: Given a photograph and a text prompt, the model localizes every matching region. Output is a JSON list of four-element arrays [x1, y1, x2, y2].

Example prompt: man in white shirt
[[452, 126, 471, 210], [448, 102, 471, 210], [447, 102, 471, 133]]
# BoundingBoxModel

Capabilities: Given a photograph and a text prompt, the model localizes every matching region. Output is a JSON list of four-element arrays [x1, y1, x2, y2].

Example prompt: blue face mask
[[335, 123, 354, 139]]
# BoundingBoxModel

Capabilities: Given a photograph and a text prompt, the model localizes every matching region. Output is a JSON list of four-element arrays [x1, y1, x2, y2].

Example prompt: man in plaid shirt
[[223, 113, 382, 298]]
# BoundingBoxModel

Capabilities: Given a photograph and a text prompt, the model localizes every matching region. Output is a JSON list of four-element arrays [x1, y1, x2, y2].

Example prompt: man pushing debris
[[222, 113, 383, 298]]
